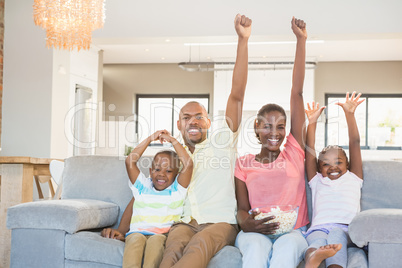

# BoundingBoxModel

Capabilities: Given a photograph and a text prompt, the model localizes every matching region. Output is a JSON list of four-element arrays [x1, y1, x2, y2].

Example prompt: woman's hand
[[240, 210, 280, 235], [234, 14, 252, 40], [291, 17, 307, 40]]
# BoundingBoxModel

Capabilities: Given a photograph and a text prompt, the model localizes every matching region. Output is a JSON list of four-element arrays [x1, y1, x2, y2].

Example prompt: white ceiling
[[92, 0, 402, 64]]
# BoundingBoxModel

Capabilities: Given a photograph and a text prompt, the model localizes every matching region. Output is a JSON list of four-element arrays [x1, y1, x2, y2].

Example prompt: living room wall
[[101, 61, 402, 159], [103, 64, 214, 119], [315, 61, 402, 104], [102, 61, 402, 120], [1, 0, 53, 157]]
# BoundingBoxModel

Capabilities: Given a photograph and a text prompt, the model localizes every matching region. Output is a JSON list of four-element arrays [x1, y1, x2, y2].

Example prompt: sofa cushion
[[65, 260, 120, 268], [61, 156, 134, 228], [349, 208, 402, 247], [297, 247, 367, 268], [7, 199, 118, 233], [10, 229, 66, 268], [207, 246, 242, 268], [361, 161, 402, 210], [66, 231, 124, 266]]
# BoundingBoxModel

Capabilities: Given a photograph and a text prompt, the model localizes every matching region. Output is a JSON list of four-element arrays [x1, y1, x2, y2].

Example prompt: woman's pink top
[[235, 133, 309, 229]]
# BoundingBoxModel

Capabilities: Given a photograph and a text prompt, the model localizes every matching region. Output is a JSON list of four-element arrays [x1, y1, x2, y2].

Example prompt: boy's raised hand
[[150, 130, 171, 144], [291, 17, 307, 40], [336, 91, 365, 114], [234, 14, 252, 39], [159, 131, 177, 144], [305, 101, 326, 124]]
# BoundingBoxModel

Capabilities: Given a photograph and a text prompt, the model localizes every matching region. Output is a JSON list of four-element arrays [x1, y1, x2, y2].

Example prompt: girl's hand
[[336, 91, 365, 115], [234, 14, 252, 39], [291, 17, 307, 40], [305, 101, 326, 124], [240, 210, 280, 235]]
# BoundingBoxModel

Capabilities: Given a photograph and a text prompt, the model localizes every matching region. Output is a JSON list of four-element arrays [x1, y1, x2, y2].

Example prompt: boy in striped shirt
[[123, 129, 193, 268]]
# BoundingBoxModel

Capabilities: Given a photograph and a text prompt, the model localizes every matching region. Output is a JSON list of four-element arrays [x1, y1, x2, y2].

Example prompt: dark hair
[[254, 103, 287, 142], [317, 145, 349, 171], [153, 150, 181, 170]]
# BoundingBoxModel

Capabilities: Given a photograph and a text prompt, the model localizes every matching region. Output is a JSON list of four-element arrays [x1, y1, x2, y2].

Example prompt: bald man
[[102, 14, 252, 268]]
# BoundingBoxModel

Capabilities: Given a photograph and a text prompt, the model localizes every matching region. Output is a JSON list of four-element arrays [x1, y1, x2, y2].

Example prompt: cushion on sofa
[[7, 199, 119, 233], [349, 208, 402, 247], [61, 156, 134, 228], [207, 246, 242, 268], [65, 231, 124, 267], [361, 161, 402, 210]]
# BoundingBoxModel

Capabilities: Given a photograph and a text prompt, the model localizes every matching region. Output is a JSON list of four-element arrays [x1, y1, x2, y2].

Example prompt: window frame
[[135, 94, 210, 145], [325, 93, 402, 150]]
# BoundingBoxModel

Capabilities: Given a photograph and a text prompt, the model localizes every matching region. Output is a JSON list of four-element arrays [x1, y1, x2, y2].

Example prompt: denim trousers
[[235, 226, 307, 268], [305, 227, 351, 268]]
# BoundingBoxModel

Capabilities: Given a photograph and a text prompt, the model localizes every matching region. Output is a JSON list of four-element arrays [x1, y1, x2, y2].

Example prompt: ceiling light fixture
[[178, 61, 317, 72], [33, 0, 105, 51]]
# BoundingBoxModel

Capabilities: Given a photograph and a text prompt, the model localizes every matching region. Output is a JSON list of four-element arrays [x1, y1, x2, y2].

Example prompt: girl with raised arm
[[304, 92, 364, 268]]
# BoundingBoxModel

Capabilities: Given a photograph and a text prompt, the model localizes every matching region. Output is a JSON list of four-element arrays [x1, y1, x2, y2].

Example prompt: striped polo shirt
[[127, 172, 188, 236]]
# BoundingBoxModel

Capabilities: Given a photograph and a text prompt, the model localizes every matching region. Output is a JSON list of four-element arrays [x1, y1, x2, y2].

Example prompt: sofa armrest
[[7, 199, 119, 234], [349, 208, 402, 247]]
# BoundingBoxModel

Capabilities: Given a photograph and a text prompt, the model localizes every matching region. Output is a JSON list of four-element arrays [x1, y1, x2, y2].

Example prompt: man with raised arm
[[102, 14, 252, 268]]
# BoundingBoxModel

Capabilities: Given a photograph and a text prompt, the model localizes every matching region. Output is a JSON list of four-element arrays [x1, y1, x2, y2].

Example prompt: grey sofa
[[6, 156, 402, 267]]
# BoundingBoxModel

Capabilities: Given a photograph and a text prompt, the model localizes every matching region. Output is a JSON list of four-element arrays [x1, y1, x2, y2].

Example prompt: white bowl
[[251, 205, 299, 238]]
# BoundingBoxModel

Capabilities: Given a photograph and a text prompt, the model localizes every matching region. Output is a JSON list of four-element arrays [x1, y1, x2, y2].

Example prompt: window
[[325, 94, 402, 150], [136, 94, 209, 144]]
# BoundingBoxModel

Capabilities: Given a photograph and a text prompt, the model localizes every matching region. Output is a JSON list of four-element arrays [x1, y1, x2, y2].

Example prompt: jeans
[[235, 226, 307, 268], [305, 227, 351, 268]]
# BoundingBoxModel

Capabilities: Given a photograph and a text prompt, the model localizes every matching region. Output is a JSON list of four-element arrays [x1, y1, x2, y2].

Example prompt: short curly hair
[[153, 150, 181, 170], [254, 103, 287, 142]]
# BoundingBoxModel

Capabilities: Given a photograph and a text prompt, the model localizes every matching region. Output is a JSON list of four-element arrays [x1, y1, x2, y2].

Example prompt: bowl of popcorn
[[251, 205, 299, 238]]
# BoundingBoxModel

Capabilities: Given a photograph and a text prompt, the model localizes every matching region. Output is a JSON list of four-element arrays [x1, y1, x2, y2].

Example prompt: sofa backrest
[[61, 155, 152, 228], [61, 156, 402, 228], [361, 160, 402, 210]]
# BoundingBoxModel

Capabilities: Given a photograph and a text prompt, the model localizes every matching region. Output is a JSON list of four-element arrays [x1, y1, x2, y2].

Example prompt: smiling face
[[255, 110, 287, 153], [318, 148, 349, 180], [177, 102, 211, 148], [150, 153, 180, 191]]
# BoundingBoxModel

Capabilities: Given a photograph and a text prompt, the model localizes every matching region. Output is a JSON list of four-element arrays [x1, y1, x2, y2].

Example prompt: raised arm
[[305, 102, 326, 181], [290, 17, 307, 149], [225, 14, 251, 132], [159, 132, 193, 188], [125, 130, 167, 184], [336, 92, 365, 179]]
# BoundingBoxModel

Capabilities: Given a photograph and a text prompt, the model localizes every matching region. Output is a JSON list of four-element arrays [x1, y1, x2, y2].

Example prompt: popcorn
[[254, 206, 298, 236]]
